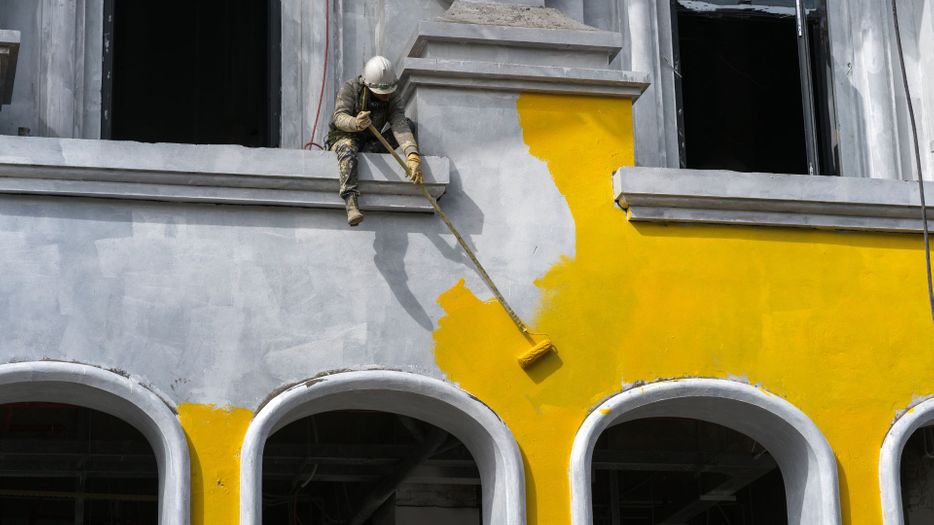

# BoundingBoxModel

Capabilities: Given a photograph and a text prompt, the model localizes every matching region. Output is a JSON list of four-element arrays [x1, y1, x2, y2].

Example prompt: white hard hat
[[362, 56, 398, 95]]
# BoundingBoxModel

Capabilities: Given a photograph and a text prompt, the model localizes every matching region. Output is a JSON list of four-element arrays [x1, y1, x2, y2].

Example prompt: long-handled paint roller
[[362, 119, 555, 369]]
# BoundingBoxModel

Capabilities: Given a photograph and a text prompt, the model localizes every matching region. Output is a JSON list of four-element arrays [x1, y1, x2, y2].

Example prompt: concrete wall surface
[[1, 1, 934, 525]]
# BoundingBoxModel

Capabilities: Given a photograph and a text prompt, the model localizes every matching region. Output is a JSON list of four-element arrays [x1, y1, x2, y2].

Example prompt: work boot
[[345, 195, 364, 226]]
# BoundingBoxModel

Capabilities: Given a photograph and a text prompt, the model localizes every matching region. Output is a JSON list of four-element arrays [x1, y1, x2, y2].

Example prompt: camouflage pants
[[329, 131, 402, 199], [329, 119, 415, 199]]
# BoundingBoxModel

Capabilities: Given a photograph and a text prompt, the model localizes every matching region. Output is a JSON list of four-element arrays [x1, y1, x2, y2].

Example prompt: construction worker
[[326, 56, 423, 226]]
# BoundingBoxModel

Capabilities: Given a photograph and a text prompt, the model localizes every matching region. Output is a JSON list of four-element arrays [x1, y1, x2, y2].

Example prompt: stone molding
[[399, 20, 649, 101], [0, 136, 449, 212], [401, 57, 649, 99], [614, 167, 934, 233], [240, 370, 526, 525], [0, 361, 190, 525], [880, 397, 934, 524], [570, 378, 841, 525]]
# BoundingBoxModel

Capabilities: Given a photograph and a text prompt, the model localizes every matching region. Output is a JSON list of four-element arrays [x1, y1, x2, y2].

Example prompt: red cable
[[304, 0, 330, 150]]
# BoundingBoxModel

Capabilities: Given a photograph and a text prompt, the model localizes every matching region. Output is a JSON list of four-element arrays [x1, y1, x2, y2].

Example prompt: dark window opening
[[591, 418, 787, 525], [672, 1, 837, 175], [900, 426, 934, 524], [262, 410, 482, 524], [103, 0, 281, 147], [0, 403, 159, 524]]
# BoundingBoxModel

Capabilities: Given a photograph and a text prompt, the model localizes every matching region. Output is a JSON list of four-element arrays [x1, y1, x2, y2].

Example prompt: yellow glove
[[354, 111, 372, 131], [406, 153, 423, 184]]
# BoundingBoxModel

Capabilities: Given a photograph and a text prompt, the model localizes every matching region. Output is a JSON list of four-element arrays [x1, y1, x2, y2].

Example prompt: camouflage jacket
[[326, 77, 418, 156]]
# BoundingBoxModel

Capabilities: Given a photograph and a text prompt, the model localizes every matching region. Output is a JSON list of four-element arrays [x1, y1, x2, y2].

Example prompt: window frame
[[627, 0, 913, 181]]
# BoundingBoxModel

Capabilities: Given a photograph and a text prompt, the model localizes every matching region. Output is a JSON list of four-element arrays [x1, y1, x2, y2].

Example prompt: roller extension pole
[[366, 124, 532, 336], [364, 121, 556, 368]]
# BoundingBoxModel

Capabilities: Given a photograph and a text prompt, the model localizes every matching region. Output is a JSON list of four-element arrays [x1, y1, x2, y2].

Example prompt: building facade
[[0, 0, 933, 524]]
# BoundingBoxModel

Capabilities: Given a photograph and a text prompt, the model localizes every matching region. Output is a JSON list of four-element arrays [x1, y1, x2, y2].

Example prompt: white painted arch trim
[[0, 361, 189, 525], [880, 397, 934, 524], [240, 370, 525, 525], [570, 378, 841, 525]]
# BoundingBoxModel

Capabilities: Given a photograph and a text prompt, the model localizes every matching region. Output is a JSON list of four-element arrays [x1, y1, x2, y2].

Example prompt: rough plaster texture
[[570, 379, 841, 525], [240, 371, 525, 525]]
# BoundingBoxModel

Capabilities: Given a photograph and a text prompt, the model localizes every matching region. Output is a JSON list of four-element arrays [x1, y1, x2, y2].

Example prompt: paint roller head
[[517, 339, 556, 369]]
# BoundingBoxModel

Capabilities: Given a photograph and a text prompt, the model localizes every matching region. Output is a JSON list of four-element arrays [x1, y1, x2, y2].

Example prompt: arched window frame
[[240, 370, 526, 525], [570, 378, 841, 525], [0, 361, 190, 525], [880, 397, 934, 524]]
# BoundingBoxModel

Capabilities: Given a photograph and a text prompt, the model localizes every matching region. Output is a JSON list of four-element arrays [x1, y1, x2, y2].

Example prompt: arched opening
[[899, 426, 934, 523], [262, 410, 481, 524], [591, 417, 786, 524], [241, 371, 525, 525], [0, 402, 159, 523], [0, 361, 190, 525], [571, 379, 840, 525], [880, 398, 934, 524]]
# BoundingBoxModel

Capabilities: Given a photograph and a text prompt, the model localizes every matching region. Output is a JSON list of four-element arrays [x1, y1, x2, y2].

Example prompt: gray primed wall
[[0, 85, 573, 408]]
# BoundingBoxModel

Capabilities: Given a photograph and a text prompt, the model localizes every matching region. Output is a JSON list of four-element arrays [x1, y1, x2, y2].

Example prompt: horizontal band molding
[[400, 57, 650, 99], [614, 167, 934, 233], [0, 136, 449, 212]]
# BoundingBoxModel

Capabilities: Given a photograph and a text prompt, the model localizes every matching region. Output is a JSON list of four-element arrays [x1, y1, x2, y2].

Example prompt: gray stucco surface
[[0, 88, 573, 409]]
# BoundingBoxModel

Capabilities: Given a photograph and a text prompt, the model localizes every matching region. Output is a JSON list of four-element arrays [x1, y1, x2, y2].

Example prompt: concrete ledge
[[0, 136, 449, 212], [614, 167, 934, 233], [401, 57, 650, 100]]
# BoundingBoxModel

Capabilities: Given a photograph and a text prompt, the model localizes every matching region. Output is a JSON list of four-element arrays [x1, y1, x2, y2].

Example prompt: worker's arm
[[331, 81, 370, 132], [388, 99, 419, 157]]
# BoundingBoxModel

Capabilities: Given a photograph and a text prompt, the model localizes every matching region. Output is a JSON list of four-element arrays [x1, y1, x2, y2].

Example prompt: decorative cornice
[[399, 20, 649, 101], [400, 57, 650, 100], [614, 167, 934, 233], [0, 136, 449, 212]]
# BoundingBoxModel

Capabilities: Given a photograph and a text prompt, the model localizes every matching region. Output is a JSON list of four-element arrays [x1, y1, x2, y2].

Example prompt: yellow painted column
[[179, 403, 253, 525]]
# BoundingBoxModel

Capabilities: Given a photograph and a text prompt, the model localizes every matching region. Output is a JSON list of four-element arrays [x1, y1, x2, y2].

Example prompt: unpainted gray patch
[[439, 0, 594, 31]]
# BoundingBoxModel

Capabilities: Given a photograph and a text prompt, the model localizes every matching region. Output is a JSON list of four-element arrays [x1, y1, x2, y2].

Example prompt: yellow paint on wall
[[179, 403, 253, 525], [432, 93, 934, 525]]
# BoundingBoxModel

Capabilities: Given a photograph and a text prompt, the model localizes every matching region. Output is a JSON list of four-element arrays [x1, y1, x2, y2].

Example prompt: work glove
[[406, 153, 423, 184], [353, 111, 372, 131]]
